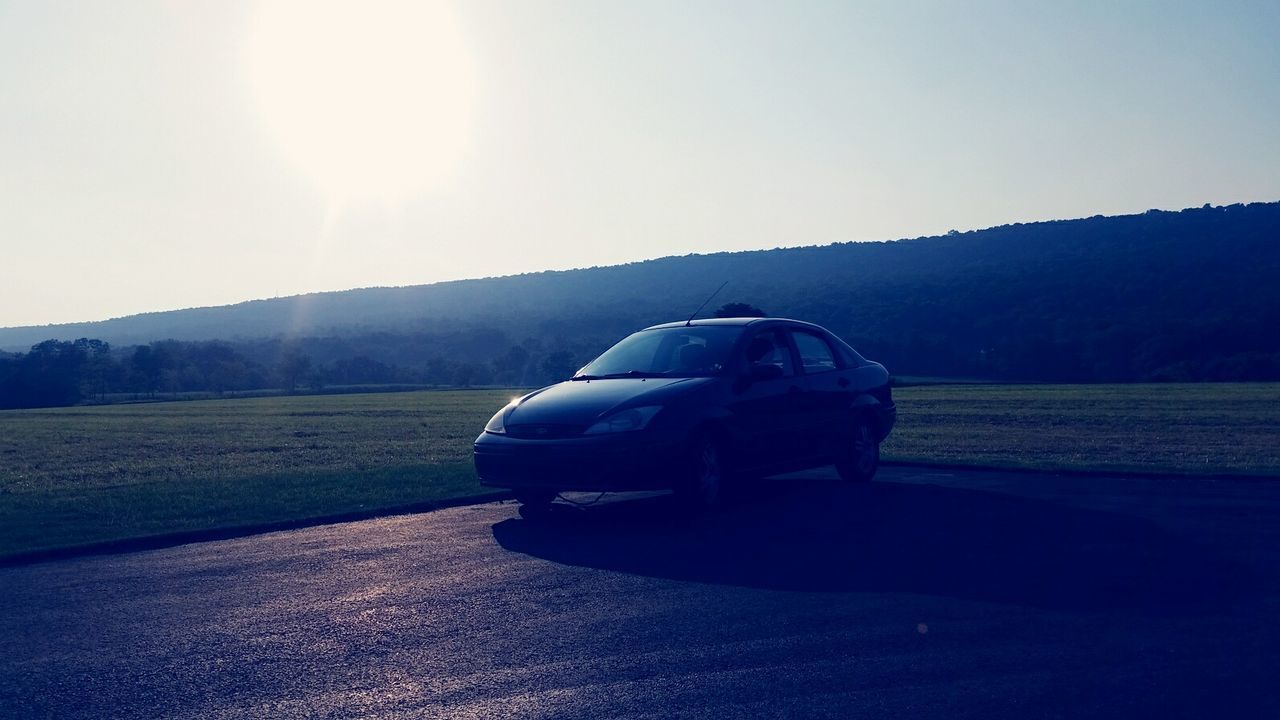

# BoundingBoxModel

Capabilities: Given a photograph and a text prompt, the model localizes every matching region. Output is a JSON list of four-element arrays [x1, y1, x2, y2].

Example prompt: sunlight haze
[[1, 0, 1277, 328]]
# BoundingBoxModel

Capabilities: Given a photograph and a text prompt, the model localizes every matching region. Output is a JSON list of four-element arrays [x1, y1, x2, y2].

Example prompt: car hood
[[508, 377, 709, 426]]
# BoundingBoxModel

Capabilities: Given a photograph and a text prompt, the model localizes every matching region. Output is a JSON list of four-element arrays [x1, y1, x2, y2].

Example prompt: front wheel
[[835, 421, 879, 483], [514, 489, 557, 515], [675, 436, 723, 512]]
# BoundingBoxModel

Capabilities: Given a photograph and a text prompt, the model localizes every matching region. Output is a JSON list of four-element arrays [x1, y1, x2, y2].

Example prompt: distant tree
[[491, 345, 531, 386], [277, 347, 312, 392], [188, 341, 245, 394], [204, 357, 247, 394], [76, 338, 114, 402], [130, 344, 167, 395], [540, 350, 578, 382], [326, 355, 394, 385], [425, 356, 455, 386], [713, 302, 766, 318], [21, 340, 88, 407], [452, 361, 492, 387], [0, 356, 18, 409]]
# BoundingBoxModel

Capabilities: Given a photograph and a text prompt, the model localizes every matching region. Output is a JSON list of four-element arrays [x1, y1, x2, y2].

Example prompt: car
[[473, 317, 896, 511]]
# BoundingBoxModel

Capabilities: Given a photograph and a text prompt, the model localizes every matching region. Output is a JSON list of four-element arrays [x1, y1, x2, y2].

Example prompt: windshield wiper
[[571, 370, 667, 380]]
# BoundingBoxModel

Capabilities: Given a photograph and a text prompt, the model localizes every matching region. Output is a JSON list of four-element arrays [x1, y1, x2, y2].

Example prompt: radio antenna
[[685, 281, 728, 326]]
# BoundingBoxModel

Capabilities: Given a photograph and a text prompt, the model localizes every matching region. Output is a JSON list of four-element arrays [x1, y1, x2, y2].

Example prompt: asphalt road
[[3, 466, 1279, 719]]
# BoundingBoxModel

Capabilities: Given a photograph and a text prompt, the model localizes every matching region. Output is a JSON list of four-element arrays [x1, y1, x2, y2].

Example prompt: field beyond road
[[884, 383, 1280, 474], [1, 383, 1277, 559]]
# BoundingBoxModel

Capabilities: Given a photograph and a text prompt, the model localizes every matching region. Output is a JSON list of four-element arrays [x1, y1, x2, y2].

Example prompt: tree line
[[0, 335, 585, 409]]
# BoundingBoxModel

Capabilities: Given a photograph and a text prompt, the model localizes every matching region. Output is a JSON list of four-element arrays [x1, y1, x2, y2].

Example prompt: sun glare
[[244, 0, 474, 204]]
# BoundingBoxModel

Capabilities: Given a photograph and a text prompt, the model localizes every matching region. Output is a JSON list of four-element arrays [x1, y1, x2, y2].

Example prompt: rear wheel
[[835, 420, 879, 483], [675, 436, 723, 511]]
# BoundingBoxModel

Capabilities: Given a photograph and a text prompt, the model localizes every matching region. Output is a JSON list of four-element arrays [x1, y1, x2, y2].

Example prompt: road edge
[[0, 491, 512, 569], [880, 459, 1275, 482]]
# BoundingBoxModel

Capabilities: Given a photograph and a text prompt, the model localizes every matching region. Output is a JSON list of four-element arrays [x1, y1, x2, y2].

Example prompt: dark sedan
[[473, 317, 895, 510]]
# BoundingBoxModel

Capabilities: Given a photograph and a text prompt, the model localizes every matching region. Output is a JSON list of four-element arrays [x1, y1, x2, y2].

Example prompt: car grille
[[504, 424, 585, 439]]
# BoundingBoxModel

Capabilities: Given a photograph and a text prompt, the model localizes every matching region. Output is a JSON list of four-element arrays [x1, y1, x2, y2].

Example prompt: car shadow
[[490, 477, 1257, 614]]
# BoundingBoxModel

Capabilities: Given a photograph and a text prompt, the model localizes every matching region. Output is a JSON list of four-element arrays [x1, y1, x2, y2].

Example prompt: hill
[[2, 201, 1278, 393]]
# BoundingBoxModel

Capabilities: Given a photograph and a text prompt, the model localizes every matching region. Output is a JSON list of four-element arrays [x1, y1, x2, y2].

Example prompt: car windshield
[[575, 326, 744, 379]]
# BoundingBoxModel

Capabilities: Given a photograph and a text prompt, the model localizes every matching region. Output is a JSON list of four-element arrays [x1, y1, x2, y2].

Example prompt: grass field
[[882, 383, 1279, 474], [1, 383, 1277, 558], [0, 390, 515, 559]]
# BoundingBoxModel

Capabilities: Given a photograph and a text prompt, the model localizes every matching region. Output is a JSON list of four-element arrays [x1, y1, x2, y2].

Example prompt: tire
[[514, 488, 557, 510], [835, 419, 879, 483], [675, 435, 724, 512]]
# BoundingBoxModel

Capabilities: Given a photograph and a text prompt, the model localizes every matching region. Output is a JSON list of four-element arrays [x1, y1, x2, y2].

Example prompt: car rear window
[[791, 331, 839, 374]]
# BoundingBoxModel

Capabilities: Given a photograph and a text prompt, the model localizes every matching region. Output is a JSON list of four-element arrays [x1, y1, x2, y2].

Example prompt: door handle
[[837, 377, 850, 388], [789, 385, 803, 395]]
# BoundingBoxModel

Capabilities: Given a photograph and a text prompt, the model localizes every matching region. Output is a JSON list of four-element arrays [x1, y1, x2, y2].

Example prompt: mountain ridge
[[3, 201, 1277, 385], [2, 202, 1241, 343]]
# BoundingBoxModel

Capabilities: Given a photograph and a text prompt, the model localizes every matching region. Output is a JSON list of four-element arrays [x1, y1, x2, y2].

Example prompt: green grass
[[0, 390, 519, 558], [882, 383, 1280, 475], [1, 383, 1277, 559]]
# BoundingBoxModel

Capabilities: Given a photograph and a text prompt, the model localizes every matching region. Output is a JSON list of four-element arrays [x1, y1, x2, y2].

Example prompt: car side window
[[791, 331, 838, 374], [834, 342, 863, 368], [742, 330, 796, 377]]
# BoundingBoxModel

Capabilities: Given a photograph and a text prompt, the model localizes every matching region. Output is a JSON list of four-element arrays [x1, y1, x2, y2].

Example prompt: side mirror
[[736, 364, 784, 392], [748, 363, 785, 382]]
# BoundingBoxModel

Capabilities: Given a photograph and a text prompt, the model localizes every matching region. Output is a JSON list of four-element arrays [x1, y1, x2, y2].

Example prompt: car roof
[[642, 317, 823, 331]]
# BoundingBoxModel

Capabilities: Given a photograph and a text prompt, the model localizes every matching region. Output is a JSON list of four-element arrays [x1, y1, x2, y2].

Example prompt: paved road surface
[[3, 466, 1279, 718]]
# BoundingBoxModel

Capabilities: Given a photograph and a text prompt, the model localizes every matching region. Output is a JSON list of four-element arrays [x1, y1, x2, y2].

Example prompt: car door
[[723, 328, 809, 471], [788, 328, 857, 459]]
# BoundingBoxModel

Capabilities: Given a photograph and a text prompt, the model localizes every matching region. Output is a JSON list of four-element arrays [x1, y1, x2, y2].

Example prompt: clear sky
[[2, 0, 1277, 328]]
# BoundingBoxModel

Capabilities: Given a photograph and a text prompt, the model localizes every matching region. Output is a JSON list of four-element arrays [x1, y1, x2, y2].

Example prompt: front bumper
[[473, 431, 686, 492]]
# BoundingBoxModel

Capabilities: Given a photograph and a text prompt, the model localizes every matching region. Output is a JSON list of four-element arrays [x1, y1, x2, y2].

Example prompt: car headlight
[[484, 399, 519, 434], [584, 406, 663, 435]]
